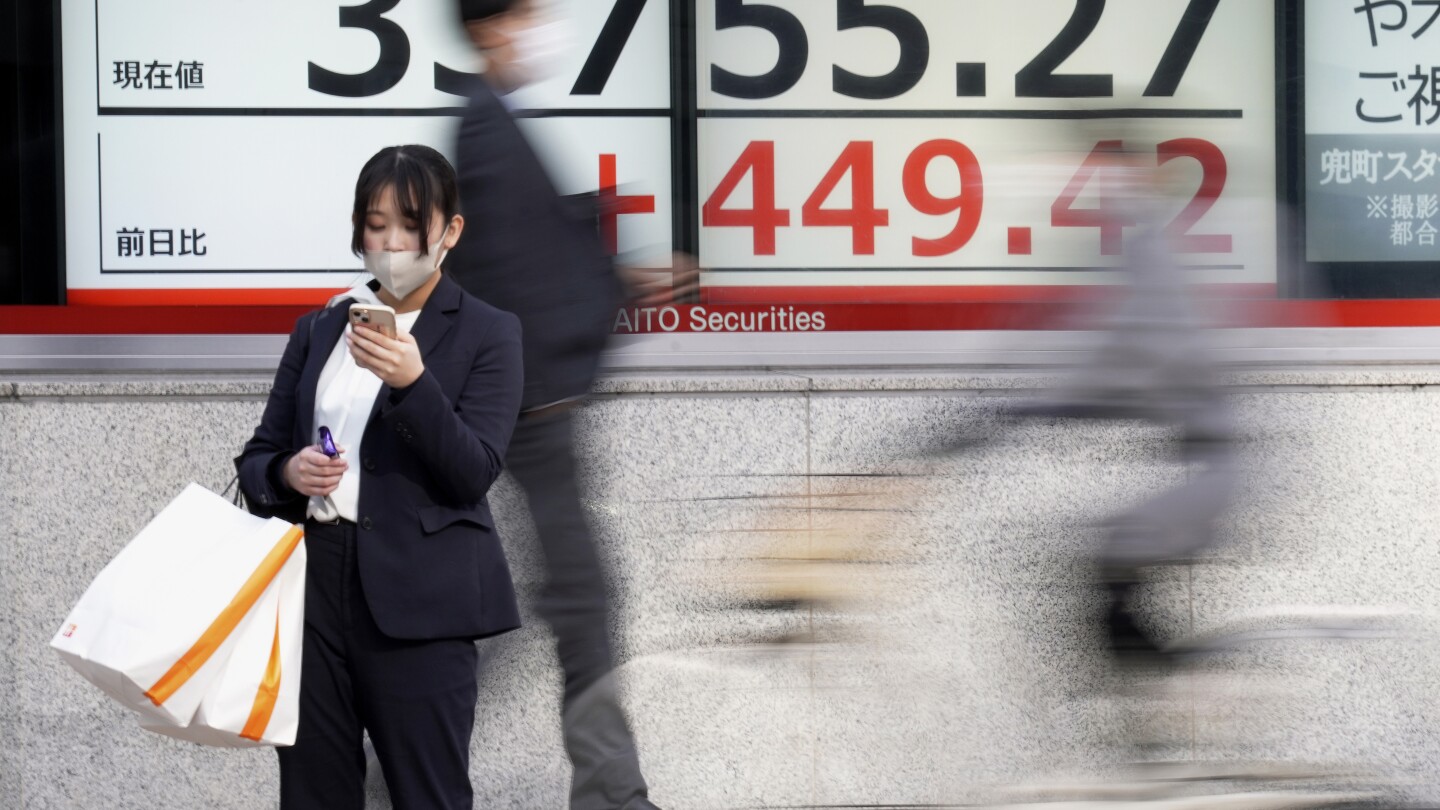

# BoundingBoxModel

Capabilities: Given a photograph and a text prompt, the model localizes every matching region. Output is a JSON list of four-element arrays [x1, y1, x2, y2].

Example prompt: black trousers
[[506, 408, 653, 810], [278, 519, 479, 810]]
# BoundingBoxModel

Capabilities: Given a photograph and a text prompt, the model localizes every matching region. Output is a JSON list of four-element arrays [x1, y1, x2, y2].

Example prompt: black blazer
[[445, 76, 624, 411], [236, 275, 525, 641]]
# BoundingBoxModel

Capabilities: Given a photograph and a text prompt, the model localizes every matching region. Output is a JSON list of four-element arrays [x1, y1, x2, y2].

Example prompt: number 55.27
[[709, 0, 1223, 100]]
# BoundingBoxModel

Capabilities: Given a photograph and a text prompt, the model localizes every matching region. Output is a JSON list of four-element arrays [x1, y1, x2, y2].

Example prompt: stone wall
[[3, 369, 1438, 808]]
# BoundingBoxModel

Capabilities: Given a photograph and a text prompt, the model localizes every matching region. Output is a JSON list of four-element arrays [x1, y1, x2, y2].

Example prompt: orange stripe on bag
[[239, 610, 284, 742], [144, 526, 304, 707]]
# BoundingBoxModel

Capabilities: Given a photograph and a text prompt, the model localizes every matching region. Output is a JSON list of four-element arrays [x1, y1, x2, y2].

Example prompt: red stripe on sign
[[68, 289, 344, 306], [0, 306, 315, 334], [703, 285, 1097, 304], [700, 284, 1278, 304], [617, 303, 1080, 332], [5, 297, 1440, 336], [1249, 299, 1440, 328], [616, 300, 1440, 333]]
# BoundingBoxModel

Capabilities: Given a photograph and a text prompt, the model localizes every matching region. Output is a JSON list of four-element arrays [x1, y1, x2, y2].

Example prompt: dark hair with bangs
[[350, 145, 460, 258]]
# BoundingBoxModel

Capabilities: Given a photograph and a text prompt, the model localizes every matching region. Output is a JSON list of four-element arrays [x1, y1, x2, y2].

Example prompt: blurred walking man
[[446, 2, 661, 808]]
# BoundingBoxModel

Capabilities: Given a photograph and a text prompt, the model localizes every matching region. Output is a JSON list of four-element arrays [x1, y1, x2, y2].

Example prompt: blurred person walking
[[446, 2, 663, 808], [1016, 142, 1238, 666]]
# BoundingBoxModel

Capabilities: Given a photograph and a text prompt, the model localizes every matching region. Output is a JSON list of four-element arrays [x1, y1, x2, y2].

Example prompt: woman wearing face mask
[[236, 144, 524, 809]]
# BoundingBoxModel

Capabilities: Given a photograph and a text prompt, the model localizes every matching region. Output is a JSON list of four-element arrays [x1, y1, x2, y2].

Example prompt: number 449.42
[[701, 138, 1230, 258]]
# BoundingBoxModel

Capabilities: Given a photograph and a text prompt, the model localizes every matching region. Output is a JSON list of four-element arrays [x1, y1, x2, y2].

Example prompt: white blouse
[[308, 302, 422, 523]]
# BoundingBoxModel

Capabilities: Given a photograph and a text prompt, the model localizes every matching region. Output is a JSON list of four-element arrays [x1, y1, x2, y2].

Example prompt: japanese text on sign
[[115, 228, 207, 257], [112, 61, 204, 90]]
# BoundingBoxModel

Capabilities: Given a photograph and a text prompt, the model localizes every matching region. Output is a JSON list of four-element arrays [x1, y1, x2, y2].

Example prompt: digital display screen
[[61, 0, 1276, 310]]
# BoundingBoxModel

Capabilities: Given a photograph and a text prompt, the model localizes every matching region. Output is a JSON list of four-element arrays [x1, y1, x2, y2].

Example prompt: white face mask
[[509, 18, 572, 87], [365, 229, 449, 300]]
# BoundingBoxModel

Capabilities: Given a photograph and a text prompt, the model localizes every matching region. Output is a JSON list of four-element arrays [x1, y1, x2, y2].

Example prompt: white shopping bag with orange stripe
[[51, 483, 306, 746], [139, 540, 305, 747]]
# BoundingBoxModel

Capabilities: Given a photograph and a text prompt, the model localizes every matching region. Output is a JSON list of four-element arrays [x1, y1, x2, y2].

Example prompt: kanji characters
[[114, 228, 206, 259], [110, 60, 204, 91]]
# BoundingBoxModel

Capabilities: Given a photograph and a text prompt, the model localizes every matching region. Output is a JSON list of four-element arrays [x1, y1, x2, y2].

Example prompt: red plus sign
[[597, 154, 655, 255]]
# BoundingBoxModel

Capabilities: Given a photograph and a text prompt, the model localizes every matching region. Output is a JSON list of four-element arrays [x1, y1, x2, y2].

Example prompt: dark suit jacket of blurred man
[[446, 75, 658, 810], [446, 77, 623, 411]]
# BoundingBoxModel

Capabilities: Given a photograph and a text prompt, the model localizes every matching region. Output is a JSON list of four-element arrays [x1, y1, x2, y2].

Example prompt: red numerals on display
[[703, 138, 1228, 258], [801, 142, 889, 255], [1158, 138, 1231, 254], [902, 139, 984, 258], [1053, 138, 1231, 255], [702, 141, 791, 255], [1051, 140, 1136, 256], [704, 139, 985, 257]]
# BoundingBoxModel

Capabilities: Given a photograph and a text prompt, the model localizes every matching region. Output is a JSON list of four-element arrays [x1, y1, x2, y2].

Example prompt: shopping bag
[[139, 536, 306, 747], [51, 483, 305, 739]]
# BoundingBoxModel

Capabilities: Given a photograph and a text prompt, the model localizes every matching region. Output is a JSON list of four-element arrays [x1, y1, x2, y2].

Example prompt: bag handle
[[221, 474, 243, 508]]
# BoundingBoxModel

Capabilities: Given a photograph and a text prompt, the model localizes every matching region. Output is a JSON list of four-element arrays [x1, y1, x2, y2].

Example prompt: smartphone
[[349, 303, 397, 339], [317, 426, 339, 459]]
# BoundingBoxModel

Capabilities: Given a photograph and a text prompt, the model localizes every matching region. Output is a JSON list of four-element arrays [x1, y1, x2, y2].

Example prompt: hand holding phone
[[347, 308, 425, 389], [349, 303, 397, 339]]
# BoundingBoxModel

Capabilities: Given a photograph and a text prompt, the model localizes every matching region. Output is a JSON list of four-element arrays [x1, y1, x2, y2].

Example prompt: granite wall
[[2, 369, 1438, 808]]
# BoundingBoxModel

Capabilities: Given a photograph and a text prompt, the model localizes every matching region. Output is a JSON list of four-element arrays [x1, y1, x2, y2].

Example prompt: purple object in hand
[[318, 426, 339, 458]]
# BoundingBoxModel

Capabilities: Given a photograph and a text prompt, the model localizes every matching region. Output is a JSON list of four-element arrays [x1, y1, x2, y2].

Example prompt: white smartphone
[[348, 303, 397, 339]]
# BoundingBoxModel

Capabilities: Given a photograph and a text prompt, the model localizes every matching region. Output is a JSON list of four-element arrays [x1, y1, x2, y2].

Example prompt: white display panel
[[695, 0, 1276, 290], [91, 0, 668, 109], [63, 0, 672, 298], [62, 0, 1277, 305], [698, 0, 1265, 111], [697, 118, 1272, 284], [87, 117, 670, 277]]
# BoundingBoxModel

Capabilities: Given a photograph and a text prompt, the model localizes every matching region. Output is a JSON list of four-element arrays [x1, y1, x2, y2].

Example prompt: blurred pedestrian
[[447, 2, 663, 808], [1016, 142, 1238, 665]]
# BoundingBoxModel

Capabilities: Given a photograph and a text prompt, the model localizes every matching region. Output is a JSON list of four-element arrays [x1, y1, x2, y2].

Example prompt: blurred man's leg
[[507, 407, 656, 810]]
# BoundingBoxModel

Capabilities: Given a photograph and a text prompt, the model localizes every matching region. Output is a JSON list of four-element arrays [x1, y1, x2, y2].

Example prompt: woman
[[236, 144, 524, 809]]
